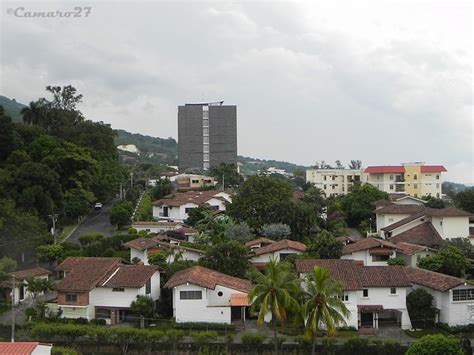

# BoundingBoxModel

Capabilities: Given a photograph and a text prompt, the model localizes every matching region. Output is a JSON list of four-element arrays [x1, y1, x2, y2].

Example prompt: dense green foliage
[[417, 246, 469, 277], [387, 257, 406, 266], [135, 192, 153, 221], [306, 230, 343, 259], [150, 179, 174, 200], [199, 240, 251, 278], [110, 200, 133, 227], [406, 288, 436, 329], [454, 188, 474, 213], [442, 181, 470, 199], [406, 334, 463, 355], [209, 163, 243, 188]]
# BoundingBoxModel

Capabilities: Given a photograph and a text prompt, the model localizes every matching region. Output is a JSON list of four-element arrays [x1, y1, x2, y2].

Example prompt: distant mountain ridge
[[0, 94, 308, 173]]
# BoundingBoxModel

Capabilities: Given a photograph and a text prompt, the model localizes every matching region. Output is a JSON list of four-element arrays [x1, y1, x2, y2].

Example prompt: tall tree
[[339, 184, 387, 227], [209, 163, 243, 189], [307, 230, 343, 259], [302, 267, 350, 355], [21, 100, 47, 126], [199, 241, 250, 278], [249, 259, 300, 355], [348, 160, 362, 169], [418, 246, 469, 277], [454, 188, 474, 213]]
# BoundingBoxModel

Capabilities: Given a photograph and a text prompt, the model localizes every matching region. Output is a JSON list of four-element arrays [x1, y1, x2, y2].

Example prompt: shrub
[[165, 329, 185, 343], [74, 317, 89, 324], [172, 322, 235, 332], [90, 318, 106, 326], [241, 332, 266, 346], [128, 227, 138, 235], [387, 257, 406, 266], [294, 334, 312, 346], [52, 346, 79, 355], [344, 336, 369, 353], [78, 233, 104, 246], [406, 334, 463, 355], [269, 335, 286, 349], [407, 288, 436, 329], [192, 331, 219, 345], [383, 339, 403, 354]]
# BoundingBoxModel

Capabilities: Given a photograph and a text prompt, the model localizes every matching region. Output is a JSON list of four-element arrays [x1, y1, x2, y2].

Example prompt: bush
[[74, 317, 89, 324], [128, 227, 138, 234], [344, 336, 369, 353], [172, 322, 235, 332], [387, 257, 406, 266], [406, 334, 463, 355], [383, 339, 403, 354], [192, 331, 218, 345], [407, 288, 436, 329], [78, 233, 104, 246], [90, 318, 106, 326], [294, 334, 312, 346], [52, 347, 79, 355], [241, 332, 267, 346]]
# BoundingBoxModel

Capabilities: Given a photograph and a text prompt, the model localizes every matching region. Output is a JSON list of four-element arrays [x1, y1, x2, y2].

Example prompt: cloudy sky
[[1, 0, 472, 183]]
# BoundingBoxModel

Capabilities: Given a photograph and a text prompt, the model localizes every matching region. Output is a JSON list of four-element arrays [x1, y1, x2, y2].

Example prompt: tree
[[184, 205, 212, 227], [25, 277, 54, 301], [406, 334, 463, 355], [151, 179, 173, 200], [0, 256, 17, 273], [406, 288, 436, 329], [387, 257, 406, 266], [224, 222, 254, 242], [302, 266, 350, 355], [199, 241, 250, 278], [110, 200, 133, 228], [249, 259, 300, 355], [130, 295, 154, 329], [339, 184, 387, 227], [261, 223, 291, 240], [348, 160, 362, 169], [209, 163, 244, 189], [21, 100, 47, 126], [37, 244, 64, 266], [334, 160, 344, 169], [227, 176, 292, 229], [306, 230, 343, 259], [418, 246, 469, 277], [423, 196, 445, 209], [446, 238, 473, 258], [46, 85, 83, 112], [454, 188, 474, 213]]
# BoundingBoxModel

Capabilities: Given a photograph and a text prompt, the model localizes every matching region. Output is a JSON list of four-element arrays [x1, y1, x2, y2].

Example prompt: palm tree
[[248, 258, 300, 355], [21, 100, 47, 126], [302, 266, 350, 355]]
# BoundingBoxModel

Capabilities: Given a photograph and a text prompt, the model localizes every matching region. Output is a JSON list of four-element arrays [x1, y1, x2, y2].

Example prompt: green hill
[[0, 95, 27, 122]]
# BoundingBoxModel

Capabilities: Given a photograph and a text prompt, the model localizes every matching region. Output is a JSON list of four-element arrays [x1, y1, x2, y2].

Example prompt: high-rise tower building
[[178, 102, 237, 172]]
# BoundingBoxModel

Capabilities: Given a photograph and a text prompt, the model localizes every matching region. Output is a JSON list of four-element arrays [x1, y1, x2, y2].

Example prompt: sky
[[0, 0, 472, 183]]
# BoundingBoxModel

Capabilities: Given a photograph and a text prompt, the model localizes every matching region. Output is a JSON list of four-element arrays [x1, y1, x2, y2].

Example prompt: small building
[[394, 242, 437, 267], [175, 174, 216, 190], [0, 342, 52, 355], [341, 238, 399, 266], [305, 168, 362, 197], [296, 259, 413, 330], [51, 257, 160, 324], [405, 267, 474, 326], [0, 267, 51, 305], [165, 266, 251, 324], [249, 239, 306, 267], [152, 190, 232, 222], [125, 236, 205, 265]]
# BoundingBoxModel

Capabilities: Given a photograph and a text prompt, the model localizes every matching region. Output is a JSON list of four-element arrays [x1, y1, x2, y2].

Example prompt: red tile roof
[[152, 190, 228, 207], [420, 165, 447, 173], [364, 166, 405, 174], [125, 237, 163, 251], [425, 207, 474, 218], [342, 238, 398, 255], [375, 204, 426, 215], [9, 267, 51, 280], [404, 266, 465, 291], [395, 242, 435, 255], [101, 265, 157, 288], [389, 222, 443, 248], [56, 257, 122, 292], [381, 212, 427, 232], [388, 193, 409, 201], [295, 259, 411, 289], [245, 237, 276, 247], [252, 239, 306, 256], [164, 266, 251, 293], [0, 342, 51, 355]]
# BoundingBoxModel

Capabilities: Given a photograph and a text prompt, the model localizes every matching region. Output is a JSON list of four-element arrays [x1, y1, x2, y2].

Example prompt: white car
[[94, 202, 103, 210]]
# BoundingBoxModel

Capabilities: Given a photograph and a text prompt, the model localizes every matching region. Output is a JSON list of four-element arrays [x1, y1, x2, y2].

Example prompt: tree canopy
[[198, 240, 251, 278]]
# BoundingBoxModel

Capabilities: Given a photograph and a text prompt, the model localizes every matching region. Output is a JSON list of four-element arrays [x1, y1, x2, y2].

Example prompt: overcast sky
[[1, 0, 472, 183]]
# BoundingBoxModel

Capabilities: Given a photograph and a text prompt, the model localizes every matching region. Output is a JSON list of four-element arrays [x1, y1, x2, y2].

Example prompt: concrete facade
[[178, 103, 237, 171]]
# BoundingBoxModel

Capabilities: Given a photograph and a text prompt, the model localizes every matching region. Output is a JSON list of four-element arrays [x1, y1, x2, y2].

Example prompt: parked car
[[94, 202, 103, 210]]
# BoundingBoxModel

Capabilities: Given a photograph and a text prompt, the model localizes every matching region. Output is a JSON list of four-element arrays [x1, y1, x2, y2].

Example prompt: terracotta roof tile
[[404, 266, 464, 291], [125, 237, 162, 251], [132, 221, 183, 227], [245, 237, 276, 247], [0, 342, 50, 355], [342, 238, 398, 255], [395, 242, 435, 255], [164, 266, 251, 293], [364, 166, 405, 174], [420, 165, 447, 173], [253, 239, 306, 256], [359, 266, 411, 287], [389, 223, 443, 248], [425, 207, 474, 218], [101, 265, 158, 288], [9, 267, 51, 280], [375, 204, 426, 215]]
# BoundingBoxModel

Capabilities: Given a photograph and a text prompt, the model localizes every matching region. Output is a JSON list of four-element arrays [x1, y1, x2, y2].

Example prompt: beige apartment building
[[305, 169, 362, 197]]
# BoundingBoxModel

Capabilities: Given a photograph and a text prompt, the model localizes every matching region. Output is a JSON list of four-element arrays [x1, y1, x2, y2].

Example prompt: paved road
[[66, 202, 116, 243]]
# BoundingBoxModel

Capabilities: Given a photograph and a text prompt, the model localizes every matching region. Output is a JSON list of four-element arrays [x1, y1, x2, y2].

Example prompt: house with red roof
[[0, 267, 51, 305], [164, 266, 252, 324], [248, 239, 306, 268], [341, 238, 400, 266], [0, 342, 52, 355], [49, 257, 160, 325], [152, 190, 232, 222]]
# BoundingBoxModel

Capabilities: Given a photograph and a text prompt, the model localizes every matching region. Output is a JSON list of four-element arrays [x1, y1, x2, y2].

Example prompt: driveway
[[66, 202, 116, 244]]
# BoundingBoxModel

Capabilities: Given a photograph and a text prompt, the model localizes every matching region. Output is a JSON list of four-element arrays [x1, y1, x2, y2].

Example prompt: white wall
[[60, 305, 94, 320], [377, 214, 412, 235], [431, 217, 470, 240], [32, 344, 52, 355], [130, 248, 148, 264], [250, 249, 303, 263], [397, 250, 435, 267], [341, 250, 395, 266]]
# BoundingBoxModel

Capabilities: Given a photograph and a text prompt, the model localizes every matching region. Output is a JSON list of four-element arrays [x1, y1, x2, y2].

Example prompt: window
[[436, 183, 440, 188], [414, 184, 418, 189], [203, 153, 209, 161], [339, 292, 349, 301], [217, 291, 223, 297], [185, 207, 195, 214], [203, 145, 209, 153], [202, 105, 209, 112], [180, 290, 202, 300], [440, 221, 443, 226], [452, 289, 474, 302], [436, 193, 440, 198], [96, 308, 111, 319], [66, 294, 77, 303], [146, 279, 151, 294], [332, 176, 336, 180], [372, 254, 390, 262], [390, 287, 397, 295], [112, 288, 125, 292], [363, 289, 368, 297], [191, 179, 199, 184], [203, 136, 209, 144], [279, 253, 292, 261], [389, 184, 394, 190], [203, 127, 209, 136], [414, 174, 417, 180], [389, 175, 393, 180], [323, 176, 327, 181], [324, 185, 327, 189], [436, 174, 440, 180]]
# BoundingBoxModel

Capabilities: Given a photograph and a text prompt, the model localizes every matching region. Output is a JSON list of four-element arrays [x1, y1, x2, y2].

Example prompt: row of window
[[65, 280, 152, 303], [452, 289, 474, 302], [339, 288, 397, 301]]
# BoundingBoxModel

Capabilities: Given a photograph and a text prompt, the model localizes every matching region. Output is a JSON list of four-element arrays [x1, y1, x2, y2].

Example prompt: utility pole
[[48, 214, 59, 244], [222, 174, 225, 191], [11, 276, 15, 342]]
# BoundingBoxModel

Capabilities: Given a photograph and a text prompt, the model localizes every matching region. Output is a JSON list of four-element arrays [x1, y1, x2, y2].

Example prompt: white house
[[164, 266, 252, 324], [405, 267, 474, 326], [125, 236, 205, 265], [249, 239, 306, 268], [0, 267, 51, 305], [51, 257, 160, 324], [341, 238, 399, 266], [296, 259, 413, 330], [394, 242, 438, 267], [152, 190, 232, 222]]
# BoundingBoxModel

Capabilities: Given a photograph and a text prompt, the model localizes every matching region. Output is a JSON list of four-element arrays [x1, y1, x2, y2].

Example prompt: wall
[[60, 305, 94, 320], [58, 291, 89, 307], [205, 198, 227, 211], [377, 213, 412, 235], [397, 250, 435, 267], [250, 249, 303, 263], [178, 105, 206, 171], [172, 284, 231, 324], [341, 250, 395, 266], [130, 248, 148, 264], [209, 105, 237, 168]]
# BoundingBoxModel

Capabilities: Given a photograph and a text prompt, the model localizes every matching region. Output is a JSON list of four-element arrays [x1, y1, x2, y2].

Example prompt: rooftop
[[389, 222, 444, 248], [342, 238, 398, 255], [152, 190, 229, 207], [252, 239, 306, 256], [404, 266, 465, 292]]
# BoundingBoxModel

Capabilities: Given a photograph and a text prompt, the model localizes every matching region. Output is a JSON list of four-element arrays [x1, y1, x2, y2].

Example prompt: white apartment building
[[305, 169, 362, 197]]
